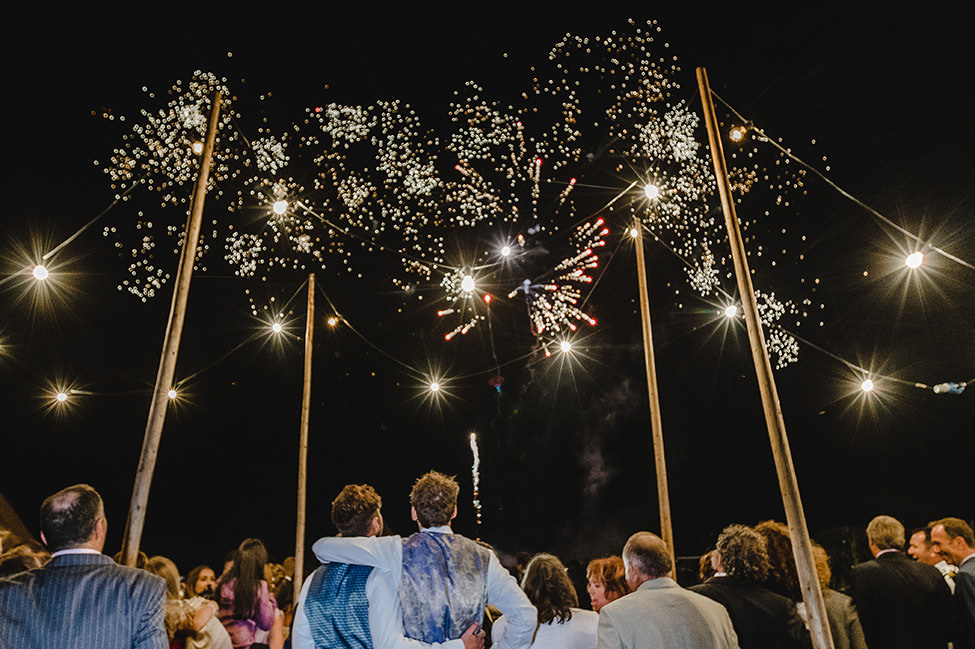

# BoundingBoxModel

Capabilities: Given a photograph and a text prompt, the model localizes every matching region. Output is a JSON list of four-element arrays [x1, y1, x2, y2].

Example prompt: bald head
[[622, 532, 672, 589], [39, 484, 106, 552]]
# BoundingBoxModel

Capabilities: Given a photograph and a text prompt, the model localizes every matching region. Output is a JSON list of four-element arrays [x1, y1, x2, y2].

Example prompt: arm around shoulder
[[485, 552, 535, 649], [312, 534, 402, 570]]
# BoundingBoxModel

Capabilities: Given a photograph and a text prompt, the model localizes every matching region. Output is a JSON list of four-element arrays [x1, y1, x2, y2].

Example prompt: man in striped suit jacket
[[0, 483, 167, 649]]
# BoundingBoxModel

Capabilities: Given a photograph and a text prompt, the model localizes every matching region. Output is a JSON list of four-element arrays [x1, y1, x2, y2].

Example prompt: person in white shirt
[[293, 483, 481, 649], [313, 471, 536, 649], [493, 553, 597, 649]]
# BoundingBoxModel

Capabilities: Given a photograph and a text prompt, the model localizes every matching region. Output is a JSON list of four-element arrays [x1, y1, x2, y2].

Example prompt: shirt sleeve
[[368, 569, 464, 649], [312, 535, 403, 571], [290, 574, 314, 649], [484, 552, 536, 649]]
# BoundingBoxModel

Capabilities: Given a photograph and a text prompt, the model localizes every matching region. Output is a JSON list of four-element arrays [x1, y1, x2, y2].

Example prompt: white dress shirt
[[493, 607, 598, 649], [313, 527, 537, 649]]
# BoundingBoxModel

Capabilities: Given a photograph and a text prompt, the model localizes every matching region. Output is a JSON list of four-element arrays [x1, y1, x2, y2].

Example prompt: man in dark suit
[[690, 524, 811, 648], [0, 483, 167, 649], [849, 515, 952, 649], [931, 517, 975, 649]]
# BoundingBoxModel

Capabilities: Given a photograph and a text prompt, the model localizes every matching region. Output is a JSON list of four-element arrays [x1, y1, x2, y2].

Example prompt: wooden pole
[[294, 273, 315, 605], [121, 92, 222, 567], [696, 67, 834, 649], [633, 220, 675, 563]]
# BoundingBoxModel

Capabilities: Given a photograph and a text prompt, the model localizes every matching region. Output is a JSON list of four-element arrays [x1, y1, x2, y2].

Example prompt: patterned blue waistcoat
[[304, 562, 374, 649], [399, 531, 491, 643]]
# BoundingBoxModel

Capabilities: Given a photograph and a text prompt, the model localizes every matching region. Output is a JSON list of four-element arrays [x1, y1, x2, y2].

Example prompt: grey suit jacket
[[596, 577, 740, 649], [0, 552, 167, 649]]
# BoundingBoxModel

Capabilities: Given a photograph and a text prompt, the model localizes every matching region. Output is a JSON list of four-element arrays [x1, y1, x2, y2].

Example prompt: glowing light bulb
[[430, 382, 440, 392], [55, 392, 68, 402], [906, 252, 923, 268], [167, 389, 178, 399], [861, 379, 874, 392], [501, 246, 511, 257], [271, 322, 283, 333], [644, 184, 660, 200], [461, 275, 475, 292], [192, 141, 204, 155], [725, 305, 738, 318], [560, 340, 572, 353], [730, 127, 745, 142], [33, 265, 49, 280], [629, 228, 639, 238], [272, 200, 288, 215], [327, 316, 339, 327]]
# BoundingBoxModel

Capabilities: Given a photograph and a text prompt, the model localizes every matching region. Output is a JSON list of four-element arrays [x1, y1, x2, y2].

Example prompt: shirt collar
[[420, 525, 453, 534], [51, 548, 102, 558]]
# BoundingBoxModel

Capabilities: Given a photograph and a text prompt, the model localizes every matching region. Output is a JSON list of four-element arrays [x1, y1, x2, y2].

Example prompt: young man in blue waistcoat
[[313, 472, 535, 649], [294, 483, 484, 649]]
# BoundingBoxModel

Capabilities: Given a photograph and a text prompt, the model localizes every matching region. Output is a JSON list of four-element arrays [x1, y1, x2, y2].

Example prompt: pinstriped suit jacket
[[0, 552, 167, 649]]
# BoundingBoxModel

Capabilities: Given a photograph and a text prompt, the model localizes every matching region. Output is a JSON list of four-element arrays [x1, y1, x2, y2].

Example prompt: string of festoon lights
[[714, 92, 975, 273]]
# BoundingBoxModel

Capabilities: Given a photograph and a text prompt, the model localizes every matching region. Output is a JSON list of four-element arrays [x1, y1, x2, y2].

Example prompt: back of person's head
[[622, 532, 672, 581], [410, 471, 459, 528], [715, 524, 769, 583], [145, 555, 182, 599], [753, 520, 801, 601], [331, 484, 382, 537], [39, 484, 104, 552], [866, 515, 905, 550], [932, 517, 975, 547], [810, 543, 831, 591], [221, 538, 269, 619], [522, 553, 577, 625], [586, 556, 630, 599], [698, 551, 717, 583]]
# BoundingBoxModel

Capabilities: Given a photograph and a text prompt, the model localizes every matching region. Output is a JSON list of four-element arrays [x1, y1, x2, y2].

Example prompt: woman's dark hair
[[521, 553, 577, 626], [219, 538, 268, 619]]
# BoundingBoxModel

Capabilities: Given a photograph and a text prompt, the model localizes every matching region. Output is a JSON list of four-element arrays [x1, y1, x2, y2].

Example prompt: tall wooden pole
[[294, 273, 315, 605], [121, 92, 222, 566], [696, 67, 834, 649], [633, 220, 675, 563]]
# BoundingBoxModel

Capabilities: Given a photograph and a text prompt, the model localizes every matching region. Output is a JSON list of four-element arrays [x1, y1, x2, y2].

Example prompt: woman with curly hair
[[690, 524, 811, 648], [754, 520, 804, 602], [585, 556, 630, 613], [215, 539, 276, 649], [493, 553, 598, 648]]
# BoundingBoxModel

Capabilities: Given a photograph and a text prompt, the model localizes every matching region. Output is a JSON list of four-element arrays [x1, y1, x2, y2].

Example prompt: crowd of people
[[0, 476, 972, 649]]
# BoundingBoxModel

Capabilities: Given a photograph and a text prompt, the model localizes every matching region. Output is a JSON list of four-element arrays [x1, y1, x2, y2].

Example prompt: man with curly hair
[[295, 483, 483, 649], [313, 472, 535, 649], [690, 524, 811, 648]]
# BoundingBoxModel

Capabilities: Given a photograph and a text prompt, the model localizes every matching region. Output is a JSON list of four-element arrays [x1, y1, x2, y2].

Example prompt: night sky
[[1, 6, 973, 580]]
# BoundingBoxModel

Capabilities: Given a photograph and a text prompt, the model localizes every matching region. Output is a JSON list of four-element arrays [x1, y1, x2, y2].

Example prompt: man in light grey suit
[[0, 483, 167, 649], [596, 532, 740, 649]]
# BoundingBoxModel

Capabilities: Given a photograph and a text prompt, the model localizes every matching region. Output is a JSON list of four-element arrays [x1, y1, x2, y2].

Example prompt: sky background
[[1, 5, 973, 580]]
